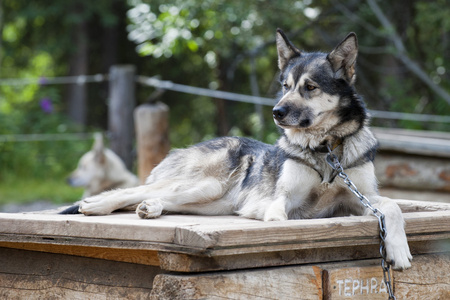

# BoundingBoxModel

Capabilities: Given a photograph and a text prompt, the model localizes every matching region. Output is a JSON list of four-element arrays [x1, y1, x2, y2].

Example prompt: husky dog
[[78, 30, 412, 270], [61, 133, 139, 214]]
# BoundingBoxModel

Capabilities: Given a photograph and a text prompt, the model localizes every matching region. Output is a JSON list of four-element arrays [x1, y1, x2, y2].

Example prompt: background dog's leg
[[136, 177, 227, 219], [367, 196, 412, 270]]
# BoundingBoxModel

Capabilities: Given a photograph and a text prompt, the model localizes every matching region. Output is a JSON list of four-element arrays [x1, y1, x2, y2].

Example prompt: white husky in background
[[61, 133, 139, 214]]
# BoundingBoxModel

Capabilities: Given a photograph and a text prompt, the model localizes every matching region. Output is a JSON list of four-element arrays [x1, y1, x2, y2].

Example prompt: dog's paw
[[384, 233, 413, 270], [136, 199, 163, 219], [263, 210, 288, 222], [79, 195, 115, 216]]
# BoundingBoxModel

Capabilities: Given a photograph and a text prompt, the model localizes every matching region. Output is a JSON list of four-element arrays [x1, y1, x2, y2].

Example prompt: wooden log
[[394, 254, 450, 299], [150, 265, 323, 300], [375, 153, 450, 192], [134, 102, 170, 183], [108, 65, 136, 170], [0, 247, 161, 299]]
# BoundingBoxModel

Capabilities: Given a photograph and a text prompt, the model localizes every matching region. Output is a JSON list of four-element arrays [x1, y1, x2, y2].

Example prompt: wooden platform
[[1, 199, 449, 299]]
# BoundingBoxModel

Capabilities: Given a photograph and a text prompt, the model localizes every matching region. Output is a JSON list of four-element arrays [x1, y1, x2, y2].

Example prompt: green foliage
[[0, 177, 83, 205], [0, 0, 126, 206], [0, 0, 449, 206]]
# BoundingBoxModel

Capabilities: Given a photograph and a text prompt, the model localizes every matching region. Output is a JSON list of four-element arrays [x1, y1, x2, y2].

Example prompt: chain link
[[326, 147, 396, 300]]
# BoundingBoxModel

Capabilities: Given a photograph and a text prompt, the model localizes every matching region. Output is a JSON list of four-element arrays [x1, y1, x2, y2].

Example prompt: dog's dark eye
[[306, 84, 316, 91], [283, 82, 289, 89]]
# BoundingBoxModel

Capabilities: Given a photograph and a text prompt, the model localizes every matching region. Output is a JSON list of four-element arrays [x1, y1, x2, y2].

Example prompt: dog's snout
[[273, 106, 289, 120]]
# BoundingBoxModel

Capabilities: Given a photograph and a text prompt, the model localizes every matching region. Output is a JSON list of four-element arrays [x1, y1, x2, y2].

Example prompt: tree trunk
[[108, 65, 136, 170], [66, 18, 88, 127]]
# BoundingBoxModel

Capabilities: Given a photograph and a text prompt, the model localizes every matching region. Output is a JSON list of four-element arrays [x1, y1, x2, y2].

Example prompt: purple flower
[[40, 98, 53, 113]]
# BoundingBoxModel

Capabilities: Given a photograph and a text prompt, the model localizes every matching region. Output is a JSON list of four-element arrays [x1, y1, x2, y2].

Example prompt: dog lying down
[[60, 133, 139, 214], [72, 30, 412, 270]]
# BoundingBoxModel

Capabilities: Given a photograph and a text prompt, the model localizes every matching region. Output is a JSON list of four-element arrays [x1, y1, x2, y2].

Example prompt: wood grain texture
[[134, 102, 170, 183], [158, 245, 383, 273], [395, 199, 450, 212], [157, 240, 443, 272], [150, 265, 323, 300], [0, 247, 161, 300], [394, 254, 450, 300], [0, 204, 448, 259], [373, 127, 450, 158], [323, 260, 392, 299], [173, 211, 450, 253], [0, 241, 160, 266]]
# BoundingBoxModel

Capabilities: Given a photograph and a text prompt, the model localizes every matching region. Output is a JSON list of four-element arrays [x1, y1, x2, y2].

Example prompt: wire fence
[[0, 133, 95, 143], [0, 74, 107, 86], [1, 73, 449, 142], [137, 75, 450, 124]]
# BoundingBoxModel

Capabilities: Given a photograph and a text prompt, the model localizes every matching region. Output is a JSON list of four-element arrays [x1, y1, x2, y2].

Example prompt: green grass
[[0, 177, 83, 206]]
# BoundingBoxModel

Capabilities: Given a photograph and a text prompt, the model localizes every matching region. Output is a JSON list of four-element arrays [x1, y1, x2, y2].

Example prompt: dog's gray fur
[[79, 30, 412, 270]]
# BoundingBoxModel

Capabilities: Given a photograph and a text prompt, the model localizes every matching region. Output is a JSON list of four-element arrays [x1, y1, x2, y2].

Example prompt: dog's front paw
[[384, 233, 412, 270], [136, 199, 163, 219], [79, 195, 115, 216]]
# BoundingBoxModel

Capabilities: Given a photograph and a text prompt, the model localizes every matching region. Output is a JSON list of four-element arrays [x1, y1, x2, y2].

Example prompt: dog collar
[[313, 138, 342, 153]]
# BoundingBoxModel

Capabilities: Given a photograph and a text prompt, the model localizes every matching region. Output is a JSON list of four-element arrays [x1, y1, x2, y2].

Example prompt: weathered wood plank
[[1, 208, 449, 259], [396, 199, 450, 212], [0, 212, 176, 243], [0, 241, 160, 266], [381, 188, 450, 203], [157, 240, 443, 272], [150, 265, 323, 300], [373, 127, 450, 158], [174, 211, 450, 251], [323, 260, 392, 299], [0, 247, 161, 300], [0, 213, 259, 245], [158, 245, 383, 273], [394, 254, 450, 300], [175, 216, 382, 249]]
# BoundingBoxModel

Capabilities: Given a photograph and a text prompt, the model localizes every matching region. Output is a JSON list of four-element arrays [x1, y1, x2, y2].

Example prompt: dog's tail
[[59, 205, 81, 214]]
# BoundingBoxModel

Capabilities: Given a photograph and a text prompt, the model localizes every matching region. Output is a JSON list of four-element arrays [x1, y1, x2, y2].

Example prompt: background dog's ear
[[327, 33, 358, 84], [276, 29, 301, 70], [92, 132, 106, 164]]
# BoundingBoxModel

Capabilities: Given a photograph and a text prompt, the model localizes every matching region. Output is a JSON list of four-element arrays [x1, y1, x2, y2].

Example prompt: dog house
[[0, 199, 449, 299], [1, 127, 449, 299]]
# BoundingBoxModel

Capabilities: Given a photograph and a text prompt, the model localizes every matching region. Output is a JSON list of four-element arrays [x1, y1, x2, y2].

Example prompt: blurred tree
[[0, 0, 449, 199], [1, 0, 137, 128], [327, 0, 450, 129], [126, 0, 449, 133], [126, 0, 324, 136], [1, 0, 449, 140]]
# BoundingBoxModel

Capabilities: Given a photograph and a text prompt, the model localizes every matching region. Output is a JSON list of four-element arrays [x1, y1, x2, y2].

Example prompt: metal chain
[[326, 147, 396, 300]]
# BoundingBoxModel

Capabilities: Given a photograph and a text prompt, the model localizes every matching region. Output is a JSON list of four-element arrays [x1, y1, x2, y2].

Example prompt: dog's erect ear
[[276, 29, 301, 70], [92, 132, 106, 164], [327, 33, 358, 84]]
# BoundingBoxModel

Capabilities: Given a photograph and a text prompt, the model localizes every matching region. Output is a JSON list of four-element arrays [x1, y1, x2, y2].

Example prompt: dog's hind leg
[[136, 177, 228, 219], [79, 184, 159, 215]]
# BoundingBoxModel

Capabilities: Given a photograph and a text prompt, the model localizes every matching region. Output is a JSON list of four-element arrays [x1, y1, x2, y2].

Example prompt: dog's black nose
[[273, 106, 288, 120]]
